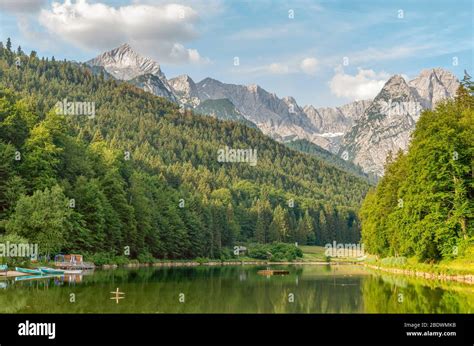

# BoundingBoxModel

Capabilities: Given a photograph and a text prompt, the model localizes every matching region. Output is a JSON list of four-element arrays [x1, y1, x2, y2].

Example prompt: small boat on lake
[[15, 267, 42, 275], [39, 267, 64, 275]]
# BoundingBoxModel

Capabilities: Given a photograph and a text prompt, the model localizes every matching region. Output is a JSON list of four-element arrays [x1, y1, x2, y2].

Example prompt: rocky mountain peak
[[246, 84, 260, 93], [408, 68, 459, 108], [377, 75, 411, 97], [118, 42, 132, 51], [198, 77, 222, 86], [339, 68, 460, 177], [87, 43, 175, 100], [87, 43, 166, 81], [386, 74, 406, 83], [283, 96, 297, 104], [176, 74, 194, 83], [169, 74, 199, 100]]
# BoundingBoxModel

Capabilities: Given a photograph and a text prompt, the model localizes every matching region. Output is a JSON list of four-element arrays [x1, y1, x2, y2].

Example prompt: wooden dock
[[54, 262, 95, 270]]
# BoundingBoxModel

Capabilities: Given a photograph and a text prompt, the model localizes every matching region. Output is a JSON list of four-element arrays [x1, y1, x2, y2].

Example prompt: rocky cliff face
[[169, 74, 200, 107], [409, 68, 460, 109], [303, 100, 372, 152], [305, 100, 371, 134], [87, 43, 175, 100], [339, 70, 459, 176], [196, 78, 318, 141], [129, 74, 176, 101], [194, 98, 257, 128]]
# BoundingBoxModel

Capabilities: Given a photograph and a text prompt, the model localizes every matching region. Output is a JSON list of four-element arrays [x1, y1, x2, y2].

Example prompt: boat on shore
[[15, 267, 42, 275], [39, 267, 64, 275]]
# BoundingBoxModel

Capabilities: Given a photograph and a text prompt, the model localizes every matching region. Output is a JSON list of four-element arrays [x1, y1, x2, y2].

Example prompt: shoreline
[[100, 260, 340, 269], [361, 263, 474, 285]]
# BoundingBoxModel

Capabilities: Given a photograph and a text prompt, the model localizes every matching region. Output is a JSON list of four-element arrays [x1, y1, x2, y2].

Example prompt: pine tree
[[271, 205, 290, 242], [255, 198, 272, 243]]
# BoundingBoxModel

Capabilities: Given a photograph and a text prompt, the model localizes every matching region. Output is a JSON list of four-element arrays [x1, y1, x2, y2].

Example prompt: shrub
[[219, 248, 236, 261], [247, 242, 303, 262], [89, 252, 110, 266], [137, 252, 154, 264], [381, 256, 407, 266], [112, 256, 130, 266], [195, 257, 209, 264]]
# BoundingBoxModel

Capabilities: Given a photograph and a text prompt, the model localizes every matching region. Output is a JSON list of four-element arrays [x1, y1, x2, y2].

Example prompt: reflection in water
[[0, 265, 472, 313], [362, 274, 473, 313]]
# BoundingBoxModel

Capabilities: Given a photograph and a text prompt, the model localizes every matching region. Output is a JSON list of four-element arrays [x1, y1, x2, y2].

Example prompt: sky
[[0, 0, 472, 107]]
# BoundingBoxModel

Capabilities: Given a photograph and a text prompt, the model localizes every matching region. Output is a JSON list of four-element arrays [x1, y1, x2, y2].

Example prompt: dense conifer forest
[[0, 40, 370, 261]]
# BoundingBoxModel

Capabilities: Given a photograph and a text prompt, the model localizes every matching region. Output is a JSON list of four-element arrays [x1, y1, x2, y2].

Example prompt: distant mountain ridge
[[86, 44, 460, 177]]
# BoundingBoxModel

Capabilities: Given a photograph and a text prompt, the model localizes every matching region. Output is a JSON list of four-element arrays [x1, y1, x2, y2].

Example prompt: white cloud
[[37, 0, 208, 64], [0, 0, 47, 13], [132, 0, 225, 18], [349, 44, 435, 64], [237, 62, 290, 76], [300, 57, 318, 75], [268, 63, 289, 74], [329, 67, 389, 100]]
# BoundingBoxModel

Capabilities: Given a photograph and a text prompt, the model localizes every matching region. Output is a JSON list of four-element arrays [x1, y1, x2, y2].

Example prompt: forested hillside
[[285, 139, 374, 183], [0, 39, 370, 261], [360, 81, 474, 261]]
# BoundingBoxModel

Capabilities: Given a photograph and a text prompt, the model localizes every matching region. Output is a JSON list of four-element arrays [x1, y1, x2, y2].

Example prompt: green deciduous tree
[[6, 185, 71, 256], [360, 86, 474, 261]]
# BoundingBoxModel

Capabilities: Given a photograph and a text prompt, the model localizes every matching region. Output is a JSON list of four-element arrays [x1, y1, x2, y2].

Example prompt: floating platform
[[54, 262, 95, 270], [257, 270, 290, 276]]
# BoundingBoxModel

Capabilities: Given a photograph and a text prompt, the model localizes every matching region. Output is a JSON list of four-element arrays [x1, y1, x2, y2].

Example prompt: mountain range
[[87, 44, 460, 177]]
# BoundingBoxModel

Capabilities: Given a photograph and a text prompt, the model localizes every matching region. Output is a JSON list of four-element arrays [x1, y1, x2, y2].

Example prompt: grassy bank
[[360, 245, 474, 285], [364, 256, 474, 276], [364, 244, 474, 276], [299, 245, 365, 263]]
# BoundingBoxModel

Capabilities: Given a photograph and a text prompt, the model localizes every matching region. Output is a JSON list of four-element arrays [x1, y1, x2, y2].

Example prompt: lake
[[0, 265, 472, 313]]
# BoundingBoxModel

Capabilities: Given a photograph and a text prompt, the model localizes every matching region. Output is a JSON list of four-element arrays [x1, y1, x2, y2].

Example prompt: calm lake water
[[0, 265, 472, 313]]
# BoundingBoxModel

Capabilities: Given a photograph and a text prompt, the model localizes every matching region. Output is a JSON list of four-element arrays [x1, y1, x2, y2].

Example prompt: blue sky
[[0, 0, 472, 107]]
